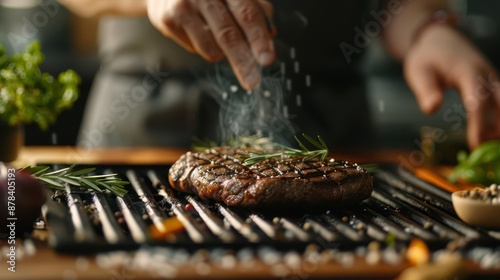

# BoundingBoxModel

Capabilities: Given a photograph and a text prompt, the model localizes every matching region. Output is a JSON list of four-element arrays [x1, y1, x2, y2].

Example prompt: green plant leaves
[[0, 40, 81, 130], [449, 140, 500, 186]]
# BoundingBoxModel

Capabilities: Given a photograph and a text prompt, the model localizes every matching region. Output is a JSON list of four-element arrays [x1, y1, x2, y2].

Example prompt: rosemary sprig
[[241, 134, 329, 166], [21, 164, 129, 197], [193, 133, 329, 165], [192, 134, 279, 151]]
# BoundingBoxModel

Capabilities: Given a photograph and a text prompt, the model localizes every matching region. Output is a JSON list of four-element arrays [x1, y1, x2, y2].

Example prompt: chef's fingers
[[405, 65, 445, 115], [182, 15, 224, 62], [459, 72, 500, 149], [458, 72, 485, 149], [146, 0, 196, 53], [226, 0, 275, 66], [199, 0, 261, 90]]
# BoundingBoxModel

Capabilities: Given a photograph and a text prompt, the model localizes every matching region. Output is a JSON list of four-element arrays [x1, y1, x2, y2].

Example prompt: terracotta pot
[[0, 123, 24, 162]]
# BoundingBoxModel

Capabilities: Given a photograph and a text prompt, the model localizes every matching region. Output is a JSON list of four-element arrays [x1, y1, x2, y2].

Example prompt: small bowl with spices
[[451, 184, 500, 229]]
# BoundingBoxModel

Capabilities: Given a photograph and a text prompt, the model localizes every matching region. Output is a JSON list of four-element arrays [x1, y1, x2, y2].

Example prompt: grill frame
[[42, 164, 500, 254]]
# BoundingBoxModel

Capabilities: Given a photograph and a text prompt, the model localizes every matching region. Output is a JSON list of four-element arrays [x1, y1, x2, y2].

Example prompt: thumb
[[404, 65, 445, 115]]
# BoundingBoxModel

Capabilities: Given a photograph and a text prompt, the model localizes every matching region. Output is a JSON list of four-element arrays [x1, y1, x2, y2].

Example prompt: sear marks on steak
[[168, 148, 373, 208]]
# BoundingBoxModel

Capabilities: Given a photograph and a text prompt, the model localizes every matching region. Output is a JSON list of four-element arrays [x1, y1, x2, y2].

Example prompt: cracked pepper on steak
[[168, 148, 374, 208]]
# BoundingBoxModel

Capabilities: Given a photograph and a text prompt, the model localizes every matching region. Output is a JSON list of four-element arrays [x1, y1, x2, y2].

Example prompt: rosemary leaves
[[23, 165, 129, 197]]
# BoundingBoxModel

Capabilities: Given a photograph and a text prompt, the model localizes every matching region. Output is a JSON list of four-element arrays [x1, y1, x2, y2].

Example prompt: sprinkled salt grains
[[236, 247, 255, 267], [365, 241, 381, 265], [220, 254, 237, 269], [209, 248, 225, 263], [23, 238, 36, 256], [271, 263, 290, 277], [131, 249, 152, 270], [75, 257, 90, 271], [294, 61, 300, 73], [190, 249, 209, 264], [321, 249, 354, 266], [221, 91, 228, 100], [283, 251, 302, 269], [379, 100, 385, 113], [382, 247, 402, 265], [286, 79, 292, 91], [263, 90, 271, 98], [479, 250, 500, 269], [304, 245, 321, 263], [296, 94, 302, 106], [338, 252, 355, 266], [467, 247, 491, 262], [258, 247, 282, 265], [171, 249, 190, 265], [280, 62, 286, 77], [355, 246, 367, 257], [366, 250, 381, 265], [229, 85, 238, 93], [194, 262, 212, 276], [283, 105, 289, 118], [62, 269, 77, 280], [236, 248, 253, 258]]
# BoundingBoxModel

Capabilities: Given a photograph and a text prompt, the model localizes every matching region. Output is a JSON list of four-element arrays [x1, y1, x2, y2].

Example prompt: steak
[[168, 148, 373, 208]]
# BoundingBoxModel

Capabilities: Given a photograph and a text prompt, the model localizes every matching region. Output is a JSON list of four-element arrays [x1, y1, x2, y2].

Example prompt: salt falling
[[208, 63, 295, 145]]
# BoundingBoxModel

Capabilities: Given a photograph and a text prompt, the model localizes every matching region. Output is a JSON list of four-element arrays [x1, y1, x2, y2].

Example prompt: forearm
[[59, 0, 147, 17], [382, 0, 451, 60]]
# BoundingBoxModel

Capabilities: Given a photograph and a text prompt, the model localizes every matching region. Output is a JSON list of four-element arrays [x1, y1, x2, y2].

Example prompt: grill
[[42, 164, 500, 254]]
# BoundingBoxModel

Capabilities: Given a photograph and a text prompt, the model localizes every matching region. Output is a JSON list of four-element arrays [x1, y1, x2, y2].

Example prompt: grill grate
[[42, 164, 500, 253]]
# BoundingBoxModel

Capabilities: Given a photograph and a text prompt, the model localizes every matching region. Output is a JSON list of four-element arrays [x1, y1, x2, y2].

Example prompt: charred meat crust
[[168, 148, 373, 208]]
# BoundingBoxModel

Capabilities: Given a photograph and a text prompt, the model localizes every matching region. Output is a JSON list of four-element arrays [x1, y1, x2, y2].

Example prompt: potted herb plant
[[0, 40, 80, 162]]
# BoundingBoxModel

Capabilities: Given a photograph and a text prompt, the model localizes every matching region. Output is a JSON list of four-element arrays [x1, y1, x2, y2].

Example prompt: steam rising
[[208, 64, 296, 146]]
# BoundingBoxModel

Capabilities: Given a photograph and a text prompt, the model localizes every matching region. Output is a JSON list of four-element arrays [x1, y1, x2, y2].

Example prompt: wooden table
[[1, 146, 499, 279]]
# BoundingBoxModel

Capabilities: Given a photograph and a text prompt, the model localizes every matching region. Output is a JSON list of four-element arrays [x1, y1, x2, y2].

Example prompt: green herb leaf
[[242, 134, 329, 166], [449, 140, 500, 186], [0, 40, 81, 130], [22, 165, 129, 197]]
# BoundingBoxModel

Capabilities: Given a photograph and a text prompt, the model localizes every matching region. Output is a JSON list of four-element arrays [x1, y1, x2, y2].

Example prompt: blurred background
[[0, 0, 499, 150]]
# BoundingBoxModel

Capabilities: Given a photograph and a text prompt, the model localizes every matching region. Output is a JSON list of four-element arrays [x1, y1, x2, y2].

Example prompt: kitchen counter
[[1, 146, 499, 280]]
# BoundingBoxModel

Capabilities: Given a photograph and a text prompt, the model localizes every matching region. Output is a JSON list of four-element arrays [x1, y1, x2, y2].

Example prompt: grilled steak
[[168, 148, 373, 208]]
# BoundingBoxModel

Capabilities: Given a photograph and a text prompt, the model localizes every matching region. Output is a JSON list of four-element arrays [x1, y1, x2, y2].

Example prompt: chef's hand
[[404, 25, 500, 149], [146, 0, 276, 90]]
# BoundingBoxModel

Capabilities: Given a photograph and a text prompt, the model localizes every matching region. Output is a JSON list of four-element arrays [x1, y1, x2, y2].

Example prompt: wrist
[[412, 10, 460, 44]]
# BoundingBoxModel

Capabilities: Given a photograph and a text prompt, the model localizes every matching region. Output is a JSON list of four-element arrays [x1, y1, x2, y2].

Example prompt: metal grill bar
[[116, 195, 148, 243], [126, 170, 168, 232], [92, 192, 127, 244], [186, 196, 236, 243], [147, 170, 209, 243], [218, 204, 260, 243], [65, 188, 97, 243], [280, 218, 311, 242], [321, 214, 364, 242]]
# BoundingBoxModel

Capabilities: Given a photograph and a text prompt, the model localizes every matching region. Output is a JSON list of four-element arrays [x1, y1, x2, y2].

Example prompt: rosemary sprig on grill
[[193, 134, 328, 165], [22, 165, 129, 197], [192, 134, 277, 151], [241, 134, 329, 166]]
